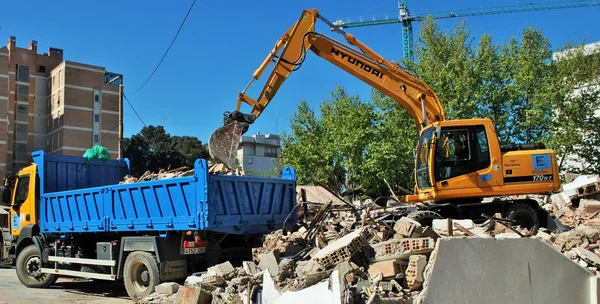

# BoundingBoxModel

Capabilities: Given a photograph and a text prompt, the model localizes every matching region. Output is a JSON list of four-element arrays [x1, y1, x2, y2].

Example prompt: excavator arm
[[208, 9, 445, 169]]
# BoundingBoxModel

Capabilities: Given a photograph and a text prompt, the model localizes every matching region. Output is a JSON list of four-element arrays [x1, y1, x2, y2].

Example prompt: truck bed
[[33, 151, 297, 235]]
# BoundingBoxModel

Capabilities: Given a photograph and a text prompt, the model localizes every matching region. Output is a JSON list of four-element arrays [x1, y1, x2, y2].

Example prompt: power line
[[101, 123, 119, 141], [124, 94, 147, 127], [128, 0, 197, 95]]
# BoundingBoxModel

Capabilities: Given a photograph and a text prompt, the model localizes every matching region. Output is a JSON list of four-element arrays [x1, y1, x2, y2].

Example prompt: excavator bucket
[[208, 121, 248, 170]]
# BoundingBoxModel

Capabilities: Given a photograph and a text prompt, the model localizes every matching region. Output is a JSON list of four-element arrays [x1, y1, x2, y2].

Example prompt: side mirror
[[2, 188, 11, 204]]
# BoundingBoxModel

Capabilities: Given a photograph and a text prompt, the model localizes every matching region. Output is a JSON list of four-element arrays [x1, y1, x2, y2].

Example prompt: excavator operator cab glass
[[416, 127, 434, 190], [434, 126, 491, 182]]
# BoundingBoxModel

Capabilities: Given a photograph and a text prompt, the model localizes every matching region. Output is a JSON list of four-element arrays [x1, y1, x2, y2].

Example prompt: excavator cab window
[[434, 125, 490, 181], [416, 127, 434, 189]]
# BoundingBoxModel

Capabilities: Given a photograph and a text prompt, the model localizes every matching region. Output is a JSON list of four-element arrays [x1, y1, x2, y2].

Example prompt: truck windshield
[[415, 128, 434, 190]]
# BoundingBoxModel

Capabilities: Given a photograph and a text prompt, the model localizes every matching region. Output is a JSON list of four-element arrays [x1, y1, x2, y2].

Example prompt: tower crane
[[332, 0, 600, 61]]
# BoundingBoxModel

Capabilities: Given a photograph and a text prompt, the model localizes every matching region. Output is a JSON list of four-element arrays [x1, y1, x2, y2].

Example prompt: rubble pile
[[120, 166, 195, 184], [138, 176, 600, 304], [120, 161, 246, 184]]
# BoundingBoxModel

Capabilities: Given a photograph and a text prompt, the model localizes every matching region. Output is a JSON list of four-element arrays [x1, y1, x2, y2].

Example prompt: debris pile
[[120, 166, 195, 184], [543, 175, 600, 228], [120, 161, 247, 184], [137, 177, 600, 304]]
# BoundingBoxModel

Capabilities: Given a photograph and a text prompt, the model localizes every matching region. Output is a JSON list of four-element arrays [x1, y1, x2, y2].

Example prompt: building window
[[15, 143, 28, 161], [58, 70, 61, 86], [94, 114, 99, 122], [94, 94, 100, 102], [38, 65, 46, 73], [264, 147, 278, 158], [17, 84, 29, 101], [57, 90, 61, 105], [17, 65, 29, 82], [46, 137, 50, 147], [17, 104, 28, 122], [46, 117, 50, 128], [57, 130, 61, 148], [93, 135, 99, 143]]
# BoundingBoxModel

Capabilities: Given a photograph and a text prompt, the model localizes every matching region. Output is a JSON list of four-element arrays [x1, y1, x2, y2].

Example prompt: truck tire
[[407, 210, 443, 227], [123, 251, 160, 302], [504, 203, 539, 234], [15, 244, 56, 288]]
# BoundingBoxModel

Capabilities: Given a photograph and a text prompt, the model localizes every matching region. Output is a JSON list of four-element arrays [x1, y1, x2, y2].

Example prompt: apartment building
[[552, 41, 600, 177], [0, 36, 121, 177], [236, 131, 281, 173]]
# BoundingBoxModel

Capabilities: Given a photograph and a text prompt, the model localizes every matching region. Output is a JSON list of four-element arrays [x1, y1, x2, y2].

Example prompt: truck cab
[[4, 164, 38, 241]]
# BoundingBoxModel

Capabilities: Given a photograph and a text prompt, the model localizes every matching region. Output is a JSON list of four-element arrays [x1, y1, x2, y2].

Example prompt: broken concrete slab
[[242, 261, 259, 276], [155, 282, 179, 295], [180, 286, 212, 304], [494, 232, 522, 239], [573, 247, 600, 267], [579, 199, 600, 214], [415, 238, 596, 304], [432, 219, 474, 233], [295, 259, 323, 280], [277, 258, 296, 281], [259, 252, 280, 278], [209, 261, 236, 278], [199, 273, 224, 286], [137, 292, 177, 304], [394, 217, 422, 238]]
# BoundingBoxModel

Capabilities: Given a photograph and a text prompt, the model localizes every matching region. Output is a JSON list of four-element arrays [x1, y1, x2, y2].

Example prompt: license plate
[[182, 247, 206, 255]]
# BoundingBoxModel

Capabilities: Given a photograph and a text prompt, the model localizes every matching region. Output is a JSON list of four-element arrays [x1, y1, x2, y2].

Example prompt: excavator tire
[[504, 202, 539, 235], [407, 211, 443, 227]]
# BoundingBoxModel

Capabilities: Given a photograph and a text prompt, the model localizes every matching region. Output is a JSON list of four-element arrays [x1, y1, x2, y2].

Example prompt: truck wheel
[[15, 244, 56, 288], [123, 251, 160, 302], [505, 203, 539, 234], [407, 210, 443, 227]]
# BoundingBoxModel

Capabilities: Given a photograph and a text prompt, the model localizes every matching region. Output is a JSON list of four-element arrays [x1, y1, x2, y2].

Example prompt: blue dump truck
[[2, 150, 297, 301]]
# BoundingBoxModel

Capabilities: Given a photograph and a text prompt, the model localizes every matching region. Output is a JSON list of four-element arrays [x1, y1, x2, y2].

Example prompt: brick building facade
[[0, 36, 121, 177]]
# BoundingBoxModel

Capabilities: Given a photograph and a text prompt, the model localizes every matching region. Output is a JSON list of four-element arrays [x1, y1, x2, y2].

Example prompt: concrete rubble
[[137, 175, 600, 304]]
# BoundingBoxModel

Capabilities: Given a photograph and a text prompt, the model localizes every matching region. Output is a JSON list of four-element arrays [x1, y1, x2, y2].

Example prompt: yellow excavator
[[208, 9, 565, 232]]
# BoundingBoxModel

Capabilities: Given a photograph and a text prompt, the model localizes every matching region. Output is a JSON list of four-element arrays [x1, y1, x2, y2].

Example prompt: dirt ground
[[0, 269, 132, 304]]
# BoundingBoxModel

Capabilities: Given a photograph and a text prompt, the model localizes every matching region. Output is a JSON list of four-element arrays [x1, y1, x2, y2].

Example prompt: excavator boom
[[208, 9, 444, 169]]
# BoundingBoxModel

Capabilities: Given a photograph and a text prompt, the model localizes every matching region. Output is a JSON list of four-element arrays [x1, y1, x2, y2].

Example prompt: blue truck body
[[33, 150, 297, 236]]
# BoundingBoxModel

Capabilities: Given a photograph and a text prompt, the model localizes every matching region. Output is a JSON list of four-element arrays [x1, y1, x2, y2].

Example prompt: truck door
[[9, 165, 38, 237]]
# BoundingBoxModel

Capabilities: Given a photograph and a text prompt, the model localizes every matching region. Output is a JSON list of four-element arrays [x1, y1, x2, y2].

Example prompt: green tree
[[122, 125, 209, 176], [406, 18, 555, 146], [358, 90, 417, 197], [280, 100, 344, 191], [320, 86, 375, 196], [548, 43, 600, 174]]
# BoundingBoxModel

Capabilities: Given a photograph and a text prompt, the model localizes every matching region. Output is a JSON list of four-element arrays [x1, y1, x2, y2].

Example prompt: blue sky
[[2, 0, 600, 144]]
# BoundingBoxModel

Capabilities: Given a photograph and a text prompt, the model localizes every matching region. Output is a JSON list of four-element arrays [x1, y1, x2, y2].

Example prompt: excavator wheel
[[407, 210, 443, 227], [504, 202, 539, 235]]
